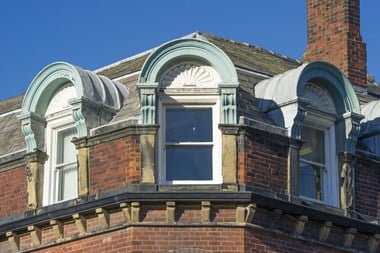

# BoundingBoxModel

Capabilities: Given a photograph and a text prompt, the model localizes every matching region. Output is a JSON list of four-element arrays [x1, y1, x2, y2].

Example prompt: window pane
[[57, 128, 77, 164], [300, 126, 325, 164], [166, 146, 212, 180], [58, 163, 78, 201], [299, 162, 322, 200], [166, 108, 212, 142]]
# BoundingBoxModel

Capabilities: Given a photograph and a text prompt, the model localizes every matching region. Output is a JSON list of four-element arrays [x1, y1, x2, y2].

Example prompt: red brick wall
[[13, 226, 350, 253], [303, 0, 367, 87], [32, 227, 245, 253], [355, 159, 380, 218], [0, 166, 27, 219], [89, 135, 140, 195], [238, 130, 288, 194]]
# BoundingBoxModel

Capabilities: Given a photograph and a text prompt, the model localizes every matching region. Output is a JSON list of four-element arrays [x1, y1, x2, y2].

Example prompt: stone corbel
[[50, 219, 64, 241], [18, 112, 46, 153], [166, 201, 176, 224], [319, 221, 332, 242], [72, 213, 87, 235], [271, 209, 283, 228], [96, 208, 110, 229], [28, 225, 42, 246], [6, 231, 20, 251], [294, 215, 308, 235], [24, 149, 47, 210], [137, 85, 158, 125], [236, 203, 256, 224], [343, 228, 357, 248], [220, 87, 237, 124], [368, 234, 380, 253], [131, 202, 140, 223], [120, 203, 131, 223], [201, 201, 211, 223]]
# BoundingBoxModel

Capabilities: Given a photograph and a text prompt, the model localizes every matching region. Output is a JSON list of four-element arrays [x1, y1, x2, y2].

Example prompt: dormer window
[[43, 84, 78, 205], [299, 82, 338, 206], [157, 63, 222, 184]]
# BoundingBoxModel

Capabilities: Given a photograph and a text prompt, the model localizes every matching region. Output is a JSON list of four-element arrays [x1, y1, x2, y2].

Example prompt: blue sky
[[1, 1, 379, 101]]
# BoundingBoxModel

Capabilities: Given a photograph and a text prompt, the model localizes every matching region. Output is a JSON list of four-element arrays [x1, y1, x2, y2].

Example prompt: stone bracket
[[271, 209, 283, 228], [96, 208, 110, 229], [166, 201, 176, 223], [236, 203, 256, 224], [131, 202, 140, 223], [344, 228, 357, 248], [28, 225, 42, 246], [72, 213, 87, 235], [201, 201, 211, 223], [120, 203, 131, 223], [368, 234, 380, 253], [6, 231, 20, 251], [294, 215, 308, 235], [319, 221, 332, 242], [50, 219, 64, 241]]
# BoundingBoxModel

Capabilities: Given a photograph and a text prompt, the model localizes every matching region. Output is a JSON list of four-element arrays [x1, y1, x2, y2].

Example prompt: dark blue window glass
[[165, 107, 213, 181], [166, 146, 212, 180], [166, 108, 212, 142]]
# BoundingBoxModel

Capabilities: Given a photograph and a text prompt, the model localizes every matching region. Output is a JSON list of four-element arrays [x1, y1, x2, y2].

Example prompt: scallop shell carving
[[161, 63, 220, 88], [303, 83, 336, 114]]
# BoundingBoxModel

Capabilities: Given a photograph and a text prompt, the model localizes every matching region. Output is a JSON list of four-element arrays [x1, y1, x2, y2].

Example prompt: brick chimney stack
[[303, 0, 367, 87]]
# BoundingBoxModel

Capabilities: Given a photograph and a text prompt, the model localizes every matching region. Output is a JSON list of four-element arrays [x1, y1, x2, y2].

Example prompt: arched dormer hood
[[18, 62, 128, 153], [255, 61, 363, 153]]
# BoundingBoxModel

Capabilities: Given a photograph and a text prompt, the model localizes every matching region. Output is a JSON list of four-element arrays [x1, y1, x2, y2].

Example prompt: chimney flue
[[303, 0, 367, 87]]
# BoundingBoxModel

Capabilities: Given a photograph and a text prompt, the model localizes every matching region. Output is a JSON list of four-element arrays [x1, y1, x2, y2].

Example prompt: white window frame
[[158, 95, 222, 184], [300, 113, 339, 207], [43, 113, 78, 206]]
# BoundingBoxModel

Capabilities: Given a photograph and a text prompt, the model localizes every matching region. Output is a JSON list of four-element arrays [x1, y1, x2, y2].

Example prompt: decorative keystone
[[50, 219, 64, 241], [368, 234, 380, 253], [319, 221, 332, 242], [72, 213, 87, 235], [28, 225, 42, 246], [96, 208, 110, 229], [6, 231, 20, 251], [166, 202, 176, 223], [131, 202, 140, 223], [201, 201, 211, 223], [294, 215, 308, 235], [120, 203, 131, 223], [344, 228, 357, 248]]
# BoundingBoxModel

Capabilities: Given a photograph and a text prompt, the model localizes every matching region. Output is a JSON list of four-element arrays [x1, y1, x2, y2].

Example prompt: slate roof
[[1, 31, 379, 157]]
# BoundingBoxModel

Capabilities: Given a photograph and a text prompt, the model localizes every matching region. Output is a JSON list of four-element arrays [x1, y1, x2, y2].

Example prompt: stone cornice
[[0, 150, 26, 172], [1, 184, 380, 241], [87, 123, 159, 147]]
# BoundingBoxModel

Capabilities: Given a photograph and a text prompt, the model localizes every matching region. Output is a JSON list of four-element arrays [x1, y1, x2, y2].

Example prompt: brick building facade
[[0, 0, 380, 252]]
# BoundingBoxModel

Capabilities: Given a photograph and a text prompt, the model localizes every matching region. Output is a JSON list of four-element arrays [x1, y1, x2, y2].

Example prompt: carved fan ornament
[[161, 63, 220, 88], [303, 83, 336, 114]]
